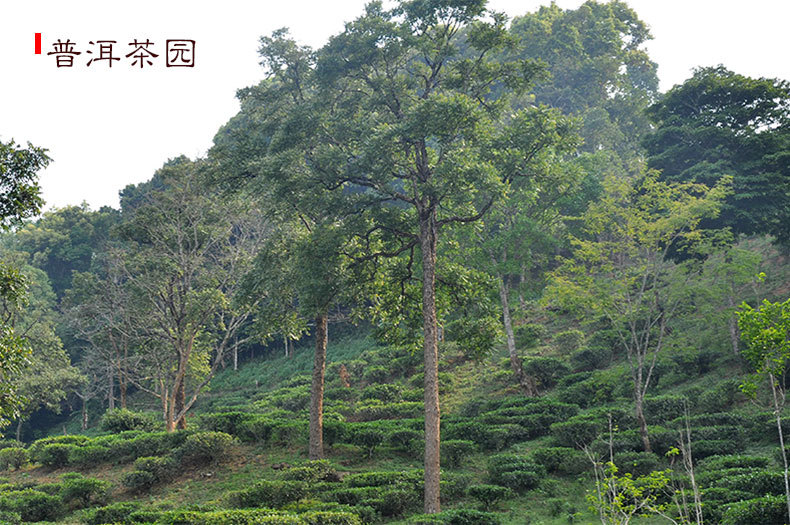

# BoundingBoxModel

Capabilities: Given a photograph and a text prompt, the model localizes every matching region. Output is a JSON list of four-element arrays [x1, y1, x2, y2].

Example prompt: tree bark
[[420, 208, 441, 514], [497, 273, 536, 396], [309, 313, 328, 460], [634, 385, 652, 453], [233, 342, 239, 371], [175, 379, 187, 430], [81, 397, 88, 431], [107, 365, 115, 410], [15, 419, 22, 442]]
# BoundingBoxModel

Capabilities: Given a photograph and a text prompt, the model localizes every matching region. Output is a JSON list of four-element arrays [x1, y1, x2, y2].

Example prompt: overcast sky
[[2, 0, 789, 211]]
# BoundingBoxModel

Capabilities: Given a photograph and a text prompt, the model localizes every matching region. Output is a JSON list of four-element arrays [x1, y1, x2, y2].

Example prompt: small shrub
[[239, 416, 276, 443], [350, 427, 386, 458], [361, 384, 402, 403], [467, 484, 512, 510], [177, 431, 234, 465], [281, 460, 340, 483], [0, 489, 62, 522], [59, 473, 110, 508], [407, 508, 502, 524], [570, 346, 612, 372], [122, 470, 157, 493], [613, 451, 660, 477], [522, 357, 570, 390], [101, 408, 157, 433], [84, 502, 142, 525], [643, 395, 688, 425], [514, 323, 546, 349], [553, 329, 585, 353], [531, 447, 588, 475], [0, 447, 28, 471], [38, 443, 76, 468], [441, 440, 476, 468], [388, 429, 422, 453], [699, 455, 771, 471], [68, 445, 111, 468], [227, 480, 307, 508], [198, 411, 255, 436], [550, 416, 602, 448], [721, 494, 787, 525], [487, 454, 544, 492], [362, 366, 389, 384], [364, 487, 420, 517]]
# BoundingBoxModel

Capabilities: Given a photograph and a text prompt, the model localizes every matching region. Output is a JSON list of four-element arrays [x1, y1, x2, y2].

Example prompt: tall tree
[[510, 1, 658, 161], [309, 1, 546, 512], [546, 173, 730, 452], [0, 139, 51, 428], [738, 298, 790, 523], [118, 160, 265, 431], [644, 66, 790, 245]]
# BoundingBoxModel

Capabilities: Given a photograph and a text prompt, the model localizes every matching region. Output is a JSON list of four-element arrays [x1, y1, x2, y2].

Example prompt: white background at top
[[1, 0, 788, 211]]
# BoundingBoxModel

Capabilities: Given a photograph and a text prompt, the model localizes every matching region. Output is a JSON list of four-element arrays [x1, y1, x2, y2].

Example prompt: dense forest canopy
[[0, 1, 789, 523]]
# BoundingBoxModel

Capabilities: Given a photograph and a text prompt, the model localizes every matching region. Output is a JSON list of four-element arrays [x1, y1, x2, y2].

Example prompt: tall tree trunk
[[634, 385, 652, 453], [81, 397, 88, 431], [309, 313, 328, 460], [233, 340, 239, 371], [15, 419, 22, 442], [175, 379, 187, 430], [108, 367, 115, 410], [497, 273, 536, 396], [120, 346, 128, 408], [420, 209, 441, 514]]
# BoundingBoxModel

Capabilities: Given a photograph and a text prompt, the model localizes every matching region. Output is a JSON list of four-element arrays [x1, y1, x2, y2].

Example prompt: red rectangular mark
[[35, 33, 41, 54]]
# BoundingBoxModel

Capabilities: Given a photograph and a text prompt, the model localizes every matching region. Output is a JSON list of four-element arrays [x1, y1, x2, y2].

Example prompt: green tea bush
[[198, 411, 256, 436], [514, 323, 546, 349], [443, 420, 509, 451], [157, 509, 303, 524], [530, 447, 588, 475], [227, 480, 308, 508], [362, 366, 389, 384], [123, 455, 177, 491], [344, 470, 421, 488], [0, 439, 23, 451], [388, 429, 422, 453], [714, 470, 785, 497], [441, 440, 476, 468], [100, 408, 157, 433], [613, 451, 660, 477], [570, 346, 612, 372], [467, 484, 512, 510], [38, 443, 76, 468], [350, 426, 386, 458], [239, 416, 277, 443], [522, 357, 570, 390], [554, 329, 585, 353], [692, 439, 742, 459], [177, 431, 234, 465], [355, 401, 422, 421], [0, 447, 28, 471], [487, 455, 544, 492], [68, 445, 111, 468], [122, 470, 157, 493], [550, 416, 602, 448], [59, 473, 110, 508], [721, 494, 787, 525], [643, 395, 688, 425], [361, 384, 402, 403], [84, 501, 142, 525], [0, 489, 62, 522], [281, 460, 340, 483], [407, 508, 502, 524], [699, 455, 771, 471]]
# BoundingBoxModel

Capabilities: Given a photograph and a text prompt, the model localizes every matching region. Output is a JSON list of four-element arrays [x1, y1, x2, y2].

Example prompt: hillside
[[0, 309, 789, 525]]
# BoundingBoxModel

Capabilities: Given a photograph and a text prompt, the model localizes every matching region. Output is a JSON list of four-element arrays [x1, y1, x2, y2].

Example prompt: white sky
[[1, 0, 789, 211]]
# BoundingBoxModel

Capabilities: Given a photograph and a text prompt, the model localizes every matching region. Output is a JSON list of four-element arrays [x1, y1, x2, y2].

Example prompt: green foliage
[[388, 429, 422, 453], [280, 461, 340, 484], [84, 502, 142, 525], [350, 426, 386, 458], [530, 447, 588, 476], [612, 452, 660, 477], [101, 408, 158, 433], [407, 508, 502, 524], [721, 494, 788, 525], [553, 329, 585, 354], [521, 357, 570, 390], [587, 462, 675, 525], [441, 440, 476, 468], [360, 384, 402, 403], [227, 480, 308, 508], [0, 447, 28, 471], [59, 473, 110, 508], [467, 484, 512, 510], [0, 488, 62, 522], [514, 324, 546, 350], [487, 454, 545, 492], [122, 456, 176, 491], [643, 395, 688, 425], [37, 443, 75, 469], [570, 345, 612, 372], [550, 416, 602, 448], [177, 431, 235, 465]]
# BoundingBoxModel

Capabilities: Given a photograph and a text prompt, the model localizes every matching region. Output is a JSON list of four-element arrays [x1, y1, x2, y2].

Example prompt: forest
[[1, 1, 789, 524]]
